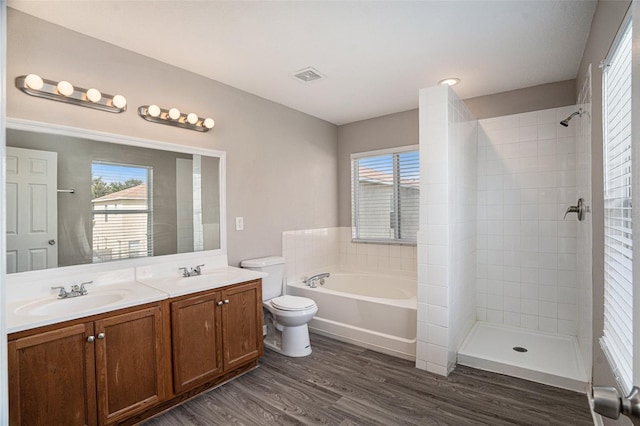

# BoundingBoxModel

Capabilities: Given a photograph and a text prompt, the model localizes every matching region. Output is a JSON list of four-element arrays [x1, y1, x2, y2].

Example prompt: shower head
[[560, 108, 583, 127]]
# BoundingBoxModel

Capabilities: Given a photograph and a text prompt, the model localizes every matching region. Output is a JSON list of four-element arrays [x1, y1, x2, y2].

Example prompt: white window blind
[[91, 162, 153, 262], [351, 147, 419, 244], [602, 18, 633, 393]]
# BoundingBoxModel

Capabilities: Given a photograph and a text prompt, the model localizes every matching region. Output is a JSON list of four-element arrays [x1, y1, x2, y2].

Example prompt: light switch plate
[[235, 216, 244, 231]]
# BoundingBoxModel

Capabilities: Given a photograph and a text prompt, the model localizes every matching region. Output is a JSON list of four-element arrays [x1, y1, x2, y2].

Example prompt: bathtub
[[287, 271, 417, 360]]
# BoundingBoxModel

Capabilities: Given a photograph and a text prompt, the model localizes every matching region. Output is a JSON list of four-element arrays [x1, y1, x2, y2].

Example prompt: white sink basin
[[14, 290, 131, 317]]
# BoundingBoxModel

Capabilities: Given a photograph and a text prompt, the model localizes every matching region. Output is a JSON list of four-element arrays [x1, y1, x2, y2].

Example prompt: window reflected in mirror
[[91, 161, 153, 262]]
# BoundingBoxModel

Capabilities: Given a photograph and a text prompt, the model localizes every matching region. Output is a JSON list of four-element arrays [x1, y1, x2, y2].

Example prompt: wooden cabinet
[[8, 305, 165, 426], [8, 323, 97, 426], [171, 292, 223, 393], [222, 281, 263, 370], [95, 307, 165, 424], [8, 280, 263, 425], [170, 280, 263, 393]]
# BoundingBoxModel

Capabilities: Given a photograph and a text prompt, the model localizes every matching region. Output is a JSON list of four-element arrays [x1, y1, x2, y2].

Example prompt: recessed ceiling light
[[438, 77, 460, 86], [290, 66, 326, 84]]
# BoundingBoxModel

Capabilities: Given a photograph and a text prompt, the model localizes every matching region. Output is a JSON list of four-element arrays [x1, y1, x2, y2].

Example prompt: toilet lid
[[270, 295, 316, 311]]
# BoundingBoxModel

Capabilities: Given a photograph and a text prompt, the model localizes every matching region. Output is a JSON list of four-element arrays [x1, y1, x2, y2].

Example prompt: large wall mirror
[[5, 118, 226, 274]]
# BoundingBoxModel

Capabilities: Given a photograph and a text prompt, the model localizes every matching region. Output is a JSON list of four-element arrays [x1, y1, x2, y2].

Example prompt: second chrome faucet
[[179, 264, 205, 277]]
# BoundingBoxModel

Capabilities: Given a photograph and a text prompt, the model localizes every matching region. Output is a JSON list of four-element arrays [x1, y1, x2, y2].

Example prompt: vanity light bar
[[138, 105, 215, 132], [16, 74, 127, 113]]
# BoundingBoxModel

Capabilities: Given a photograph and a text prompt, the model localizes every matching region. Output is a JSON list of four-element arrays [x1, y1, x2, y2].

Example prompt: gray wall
[[577, 2, 632, 425], [464, 79, 576, 120], [6, 9, 338, 266]]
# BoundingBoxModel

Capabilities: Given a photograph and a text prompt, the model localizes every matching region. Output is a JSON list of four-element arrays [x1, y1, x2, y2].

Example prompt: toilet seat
[[270, 295, 316, 311]]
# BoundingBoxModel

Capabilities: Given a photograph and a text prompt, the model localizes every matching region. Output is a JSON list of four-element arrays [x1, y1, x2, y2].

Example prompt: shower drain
[[513, 346, 528, 353]]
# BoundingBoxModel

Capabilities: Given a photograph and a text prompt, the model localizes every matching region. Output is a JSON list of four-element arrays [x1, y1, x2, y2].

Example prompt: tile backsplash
[[282, 227, 416, 283]]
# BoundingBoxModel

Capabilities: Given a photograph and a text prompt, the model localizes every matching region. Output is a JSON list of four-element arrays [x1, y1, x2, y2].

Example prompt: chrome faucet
[[51, 281, 93, 299], [179, 264, 205, 277], [303, 273, 330, 288]]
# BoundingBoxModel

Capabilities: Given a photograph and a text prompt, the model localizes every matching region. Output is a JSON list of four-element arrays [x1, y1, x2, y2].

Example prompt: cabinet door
[[8, 323, 97, 426], [94, 306, 165, 425], [171, 292, 223, 393], [222, 281, 264, 370]]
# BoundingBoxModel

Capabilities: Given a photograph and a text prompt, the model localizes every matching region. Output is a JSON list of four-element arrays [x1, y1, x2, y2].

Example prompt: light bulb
[[56, 80, 74, 97], [148, 104, 161, 118], [186, 112, 199, 125], [25, 74, 44, 90], [112, 95, 127, 109], [437, 77, 460, 86], [168, 108, 181, 120], [203, 118, 215, 129], [86, 88, 102, 103]]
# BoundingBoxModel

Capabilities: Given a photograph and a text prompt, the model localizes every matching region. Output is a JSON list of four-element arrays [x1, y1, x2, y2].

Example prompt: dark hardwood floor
[[144, 333, 593, 425]]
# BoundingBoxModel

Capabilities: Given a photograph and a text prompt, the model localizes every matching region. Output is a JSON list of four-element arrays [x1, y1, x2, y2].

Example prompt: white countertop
[[5, 257, 267, 334], [6, 280, 167, 334], [136, 266, 267, 298]]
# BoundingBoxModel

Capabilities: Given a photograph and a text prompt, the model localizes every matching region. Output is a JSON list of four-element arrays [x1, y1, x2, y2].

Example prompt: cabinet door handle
[[87, 335, 95, 342], [223, 299, 230, 304], [217, 301, 223, 306], [97, 333, 105, 340]]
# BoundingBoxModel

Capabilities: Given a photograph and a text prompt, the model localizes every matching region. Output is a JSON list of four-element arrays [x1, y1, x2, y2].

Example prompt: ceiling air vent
[[291, 67, 325, 84]]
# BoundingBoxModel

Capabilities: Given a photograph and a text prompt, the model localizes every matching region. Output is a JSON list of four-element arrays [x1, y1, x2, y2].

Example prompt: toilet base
[[264, 322, 313, 357]]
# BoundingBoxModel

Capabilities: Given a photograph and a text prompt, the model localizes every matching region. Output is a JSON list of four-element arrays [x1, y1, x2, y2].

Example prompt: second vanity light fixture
[[138, 104, 215, 132], [16, 74, 127, 113]]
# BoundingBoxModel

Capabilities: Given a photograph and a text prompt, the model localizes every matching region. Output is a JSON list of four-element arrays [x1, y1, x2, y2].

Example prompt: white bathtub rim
[[287, 280, 417, 310]]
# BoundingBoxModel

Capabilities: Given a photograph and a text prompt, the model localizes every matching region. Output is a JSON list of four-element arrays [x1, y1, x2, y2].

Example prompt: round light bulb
[[203, 118, 215, 129], [147, 104, 161, 118], [112, 95, 127, 109], [86, 88, 102, 103], [186, 112, 199, 125], [25, 74, 44, 90], [56, 80, 74, 97], [168, 108, 181, 120], [437, 77, 460, 86]]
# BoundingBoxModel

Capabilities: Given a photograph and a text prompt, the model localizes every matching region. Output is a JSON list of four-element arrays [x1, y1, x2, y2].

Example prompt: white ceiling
[[8, 1, 597, 125]]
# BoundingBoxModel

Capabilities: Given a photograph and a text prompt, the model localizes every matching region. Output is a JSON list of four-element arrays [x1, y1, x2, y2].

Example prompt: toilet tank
[[240, 256, 285, 301]]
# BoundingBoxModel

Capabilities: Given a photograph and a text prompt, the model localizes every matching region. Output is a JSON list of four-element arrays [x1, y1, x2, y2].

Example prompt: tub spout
[[303, 273, 330, 288]]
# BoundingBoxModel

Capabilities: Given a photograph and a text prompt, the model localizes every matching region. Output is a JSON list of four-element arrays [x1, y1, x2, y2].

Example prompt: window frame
[[91, 161, 154, 262], [350, 145, 419, 245], [601, 14, 634, 394]]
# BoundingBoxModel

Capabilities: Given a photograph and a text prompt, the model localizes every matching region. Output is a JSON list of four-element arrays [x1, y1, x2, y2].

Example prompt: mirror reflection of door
[[5, 146, 58, 273]]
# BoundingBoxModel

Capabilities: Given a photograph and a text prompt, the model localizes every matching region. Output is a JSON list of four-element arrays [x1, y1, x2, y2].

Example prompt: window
[[91, 162, 153, 262], [602, 17, 633, 393], [351, 146, 419, 244]]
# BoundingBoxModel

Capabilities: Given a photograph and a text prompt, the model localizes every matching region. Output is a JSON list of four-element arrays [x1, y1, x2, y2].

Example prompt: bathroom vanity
[[7, 273, 264, 426], [4, 119, 265, 425]]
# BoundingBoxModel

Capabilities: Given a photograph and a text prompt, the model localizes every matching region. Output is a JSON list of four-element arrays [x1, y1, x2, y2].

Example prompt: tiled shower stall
[[417, 84, 592, 380]]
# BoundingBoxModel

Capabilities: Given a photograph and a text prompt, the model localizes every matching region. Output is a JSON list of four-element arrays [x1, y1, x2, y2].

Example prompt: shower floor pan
[[458, 322, 588, 392]]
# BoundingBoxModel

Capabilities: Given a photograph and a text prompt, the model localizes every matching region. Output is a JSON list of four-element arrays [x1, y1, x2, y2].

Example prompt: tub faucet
[[303, 273, 330, 288]]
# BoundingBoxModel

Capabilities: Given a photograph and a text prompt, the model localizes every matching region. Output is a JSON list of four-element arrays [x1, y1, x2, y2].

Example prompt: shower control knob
[[564, 198, 587, 221]]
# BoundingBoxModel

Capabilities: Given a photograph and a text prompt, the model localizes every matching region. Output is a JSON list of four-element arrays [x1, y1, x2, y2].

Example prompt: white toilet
[[241, 256, 318, 357]]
